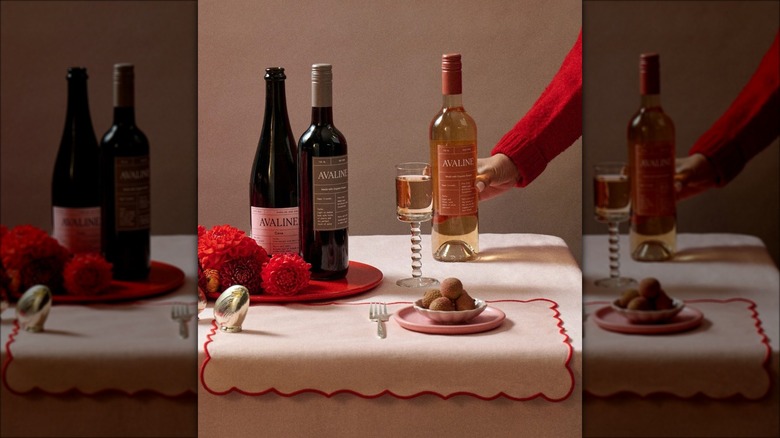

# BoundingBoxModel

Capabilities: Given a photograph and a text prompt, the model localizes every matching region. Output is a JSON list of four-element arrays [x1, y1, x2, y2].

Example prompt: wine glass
[[593, 162, 637, 288], [395, 162, 439, 288]]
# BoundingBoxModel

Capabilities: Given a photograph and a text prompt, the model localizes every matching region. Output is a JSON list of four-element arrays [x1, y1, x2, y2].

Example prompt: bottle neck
[[311, 106, 334, 124], [310, 80, 333, 124], [265, 79, 290, 126], [113, 74, 135, 125], [640, 93, 662, 109], [66, 78, 93, 127], [442, 93, 464, 109], [639, 56, 661, 108], [441, 59, 463, 109]]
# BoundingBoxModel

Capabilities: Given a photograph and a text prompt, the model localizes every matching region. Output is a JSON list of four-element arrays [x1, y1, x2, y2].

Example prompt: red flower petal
[[261, 253, 311, 296]]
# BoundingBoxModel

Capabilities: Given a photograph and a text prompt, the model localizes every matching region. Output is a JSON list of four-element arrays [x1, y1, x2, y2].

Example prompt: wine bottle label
[[251, 206, 300, 254], [114, 156, 151, 231], [435, 144, 478, 216], [312, 155, 348, 231], [52, 206, 101, 253], [633, 140, 675, 216]]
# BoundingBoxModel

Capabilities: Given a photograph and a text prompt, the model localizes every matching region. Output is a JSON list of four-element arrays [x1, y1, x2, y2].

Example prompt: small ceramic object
[[413, 298, 487, 324], [16, 285, 52, 332], [214, 285, 249, 333]]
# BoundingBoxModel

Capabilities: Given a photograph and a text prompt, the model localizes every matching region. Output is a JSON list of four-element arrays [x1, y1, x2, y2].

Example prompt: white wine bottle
[[628, 53, 676, 261], [429, 53, 478, 262]]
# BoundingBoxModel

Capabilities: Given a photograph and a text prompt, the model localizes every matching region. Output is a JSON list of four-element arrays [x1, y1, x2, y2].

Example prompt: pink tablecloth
[[4, 303, 197, 396], [0, 235, 198, 438], [201, 299, 573, 401], [198, 233, 583, 438], [583, 233, 779, 438], [585, 299, 771, 399]]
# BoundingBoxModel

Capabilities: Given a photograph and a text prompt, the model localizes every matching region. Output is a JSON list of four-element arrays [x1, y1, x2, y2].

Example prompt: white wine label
[[251, 206, 299, 254], [312, 155, 348, 231], [634, 141, 675, 216], [114, 156, 150, 231], [52, 206, 101, 254], [435, 143, 478, 216]]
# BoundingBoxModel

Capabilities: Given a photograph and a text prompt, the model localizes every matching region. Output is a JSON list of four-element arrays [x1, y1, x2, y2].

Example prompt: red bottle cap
[[442, 53, 462, 95], [640, 53, 660, 95]]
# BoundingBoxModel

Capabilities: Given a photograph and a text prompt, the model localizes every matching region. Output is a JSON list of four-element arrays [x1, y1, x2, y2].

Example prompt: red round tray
[[11, 261, 185, 304], [206, 260, 383, 303]]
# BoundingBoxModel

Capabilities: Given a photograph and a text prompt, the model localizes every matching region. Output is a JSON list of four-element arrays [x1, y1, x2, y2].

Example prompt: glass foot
[[594, 276, 637, 288], [396, 277, 439, 288]]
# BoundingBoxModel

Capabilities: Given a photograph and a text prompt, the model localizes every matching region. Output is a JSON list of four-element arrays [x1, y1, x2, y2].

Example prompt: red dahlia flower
[[63, 253, 113, 296], [218, 254, 265, 295], [261, 253, 311, 296], [0, 225, 69, 294], [197, 224, 268, 271]]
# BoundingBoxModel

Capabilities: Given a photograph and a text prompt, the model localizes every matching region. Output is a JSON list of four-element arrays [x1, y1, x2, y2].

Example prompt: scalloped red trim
[[200, 298, 576, 402], [584, 297, 772, 400], [2, 301, 198, 398]]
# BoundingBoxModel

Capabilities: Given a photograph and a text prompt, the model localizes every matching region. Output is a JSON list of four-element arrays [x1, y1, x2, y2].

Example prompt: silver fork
[[171, 304, 194, 339], [369, 302, 389, 339]]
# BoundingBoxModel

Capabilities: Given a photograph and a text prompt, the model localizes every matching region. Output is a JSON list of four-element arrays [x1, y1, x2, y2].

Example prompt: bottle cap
[[441, 53, 462, 95], [311, 64, 333, 107], [311, 63, 332, 82], [113, 63, 134, 86], [640, 53, 660, 95], [66, 67, 88, 80], [264, 67, 286, 80], [112, 64, 135, 107]]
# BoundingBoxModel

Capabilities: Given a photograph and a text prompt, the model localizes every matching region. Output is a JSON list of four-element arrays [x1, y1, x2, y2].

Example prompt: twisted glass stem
[[409, 221, 423, 279], [607, 221, 621, 279]]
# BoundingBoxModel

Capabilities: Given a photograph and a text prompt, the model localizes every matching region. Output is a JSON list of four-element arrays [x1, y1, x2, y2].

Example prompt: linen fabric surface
[[582, 233, 779, 437], [198, 233, 583, 438], [4, 303, 197, 396], [201, 298, 573, 400], [585, 299, 770, 398], [1, 235, 198, 438]]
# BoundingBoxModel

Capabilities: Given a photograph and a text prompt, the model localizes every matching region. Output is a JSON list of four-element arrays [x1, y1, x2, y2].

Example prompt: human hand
[[476, 153, 520, 201], [674, 153, 718, 202]]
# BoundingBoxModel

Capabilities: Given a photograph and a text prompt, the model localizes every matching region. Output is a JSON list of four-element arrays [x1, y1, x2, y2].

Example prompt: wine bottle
[[298, 64, 349, 279], [100, 64, 151, 280], [250, 67, 299, 255], [627, 53, 676, 261], [52, 67, 101, 254], [429, 53, 479, 262]]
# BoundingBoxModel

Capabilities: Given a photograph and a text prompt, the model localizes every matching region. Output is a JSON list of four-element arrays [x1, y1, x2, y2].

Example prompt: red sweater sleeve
[[491, 29, 582, 187], [689, 30, 780, 186]]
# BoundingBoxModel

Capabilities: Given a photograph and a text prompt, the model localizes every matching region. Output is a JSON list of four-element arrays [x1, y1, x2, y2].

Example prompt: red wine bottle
[[52, 67, 101, 254], [298, 64, 349, 279], [100, 64, 150, 280], [250, 67, 299, 255]]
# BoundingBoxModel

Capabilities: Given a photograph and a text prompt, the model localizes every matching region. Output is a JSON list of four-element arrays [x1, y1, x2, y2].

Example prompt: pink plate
[[206, 261, 383, 303], [394, 304, 506, 335], [593, 304, 704, 335], [11, 261, 186, 304]]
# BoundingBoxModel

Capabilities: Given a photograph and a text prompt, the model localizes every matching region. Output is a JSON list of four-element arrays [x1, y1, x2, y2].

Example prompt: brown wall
[[197, 0, 583, 263], [0, 1, 197, 235], [583, 0, 779, 264]]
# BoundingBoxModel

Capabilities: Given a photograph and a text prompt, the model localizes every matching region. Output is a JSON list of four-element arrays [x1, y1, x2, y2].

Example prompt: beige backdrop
[[0, 1, 197, 235], [197, 0, 583, 264], [583, 1, 780, 264]]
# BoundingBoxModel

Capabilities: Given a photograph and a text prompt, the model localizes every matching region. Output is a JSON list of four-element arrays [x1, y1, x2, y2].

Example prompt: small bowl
[[611, 299, 684, 324], [414, 298, 487, 324]]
